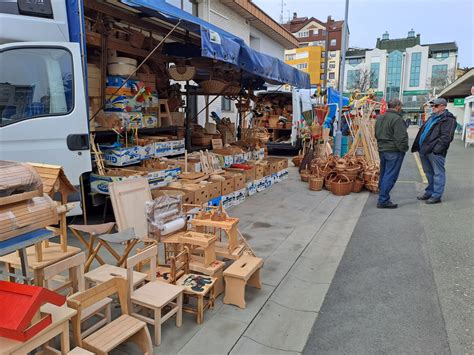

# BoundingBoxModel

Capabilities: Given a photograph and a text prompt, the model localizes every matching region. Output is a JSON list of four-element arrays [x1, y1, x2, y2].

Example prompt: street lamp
[[334, 0, 349, 157]]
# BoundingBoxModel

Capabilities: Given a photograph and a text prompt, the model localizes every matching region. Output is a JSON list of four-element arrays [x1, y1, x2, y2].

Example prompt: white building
[[343, 30, 458, 116], [168, 0, 299, 127]]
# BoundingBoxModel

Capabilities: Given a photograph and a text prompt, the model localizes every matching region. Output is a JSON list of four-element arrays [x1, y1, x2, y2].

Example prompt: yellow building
[[285, 46, 324, 86]]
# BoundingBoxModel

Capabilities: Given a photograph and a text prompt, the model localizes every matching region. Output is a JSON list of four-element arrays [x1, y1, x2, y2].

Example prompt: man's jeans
[[419, 153, 446, 199], [378, 151, 405, 204]]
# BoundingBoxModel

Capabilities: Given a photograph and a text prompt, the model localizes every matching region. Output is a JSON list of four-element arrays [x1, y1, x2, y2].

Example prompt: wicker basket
[[292, 155, 303, 167], [331, 174, 353, 196], [365, 173, 379, 193], [309, 176, 324, 191], [200, 79, 228, 94], [168, 65, 196, 81], [351, 177, 365, 193], [343, 166, 360, 181], [324, 171, 338, 190], [300, 169, 310, 182]]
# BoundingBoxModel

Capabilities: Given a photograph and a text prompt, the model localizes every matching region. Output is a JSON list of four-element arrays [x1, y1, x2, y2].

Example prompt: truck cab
[[0, 0, 91, 198]]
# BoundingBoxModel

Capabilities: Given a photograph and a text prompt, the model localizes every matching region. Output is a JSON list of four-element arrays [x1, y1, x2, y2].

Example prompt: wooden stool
[[158, 99, 172, 126], [223, 256, 263, 309], [69, 223, 115, 271], [189, 257, 225, 297]]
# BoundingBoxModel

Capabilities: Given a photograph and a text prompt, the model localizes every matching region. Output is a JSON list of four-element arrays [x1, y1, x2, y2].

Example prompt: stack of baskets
[[298, 154, 380, 195]]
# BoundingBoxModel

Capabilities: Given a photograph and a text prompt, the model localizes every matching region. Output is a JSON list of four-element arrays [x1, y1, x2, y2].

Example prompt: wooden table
[[0, 304, 76, 355], [0, 242, 81, 286]]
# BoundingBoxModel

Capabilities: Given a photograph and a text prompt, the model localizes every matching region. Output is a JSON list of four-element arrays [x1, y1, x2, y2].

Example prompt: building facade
[[343, 30, 458, 115], [283, 13, 345, 88]]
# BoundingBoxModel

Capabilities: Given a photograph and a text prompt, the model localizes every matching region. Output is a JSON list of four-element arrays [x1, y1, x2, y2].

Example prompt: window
[[434, 51, 449, 60], [370, 62, 380, 88], [321, 63, 325, 69], [329, 72, 335, 79], [386, 50, 403, 100], [347, 69, 360, 89], [297, 31, 309, 38], [320, 73, 325, 81], [285, 54, 295, 61], [330, 39, 337, 46], [409, 52, 421, 87], [431, 64, 448, 86], [348, 58, 363, 65], [296, 63, 308, 70], [321, 51, 326, 58], [329, 62, 336, 69], [330, 51, 337, 58], [221, 97, 232, 111], [0, 47, 74, 126]]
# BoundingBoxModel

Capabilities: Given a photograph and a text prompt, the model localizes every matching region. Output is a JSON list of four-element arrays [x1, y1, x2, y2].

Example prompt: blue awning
[[120, 0, 310, 88]]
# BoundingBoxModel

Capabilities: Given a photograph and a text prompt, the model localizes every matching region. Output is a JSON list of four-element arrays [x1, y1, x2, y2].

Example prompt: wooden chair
[[127, 245, 183, 346], [166, 248, 217, 324], [67, 277, 153, 355], [42, 252, 112, 339]]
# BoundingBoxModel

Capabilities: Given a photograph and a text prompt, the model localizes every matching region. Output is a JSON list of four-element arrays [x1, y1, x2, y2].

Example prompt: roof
[[376, 36, 420, 52], [29, 163, 77, 199], [438, 68, 474, 98], [423, 42, 458, 52], [282, 16, 343, 35], [346, 48, 368, 57], [220, 0, 299, 48]]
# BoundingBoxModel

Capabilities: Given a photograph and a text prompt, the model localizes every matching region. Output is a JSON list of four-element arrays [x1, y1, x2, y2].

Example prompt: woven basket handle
[[337, 174, 351, 183]]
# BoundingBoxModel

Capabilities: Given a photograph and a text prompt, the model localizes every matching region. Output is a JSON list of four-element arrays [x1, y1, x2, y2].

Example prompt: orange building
[[285, 46, 324, 86]]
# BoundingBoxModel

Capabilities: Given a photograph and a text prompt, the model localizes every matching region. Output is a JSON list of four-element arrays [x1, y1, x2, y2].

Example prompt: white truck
[[0, 0, 92, 206]]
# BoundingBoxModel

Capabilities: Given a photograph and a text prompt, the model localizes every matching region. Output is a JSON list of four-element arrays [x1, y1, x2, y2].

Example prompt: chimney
[[293, 12, 297, 20], [382, 31, 389, 40]]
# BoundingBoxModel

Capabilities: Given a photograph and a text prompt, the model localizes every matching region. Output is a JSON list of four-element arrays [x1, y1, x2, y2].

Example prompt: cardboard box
[[233, 153, 245, 164], [152, 188, 194, 205], [206, 181, 222, 200], [233, 188, 246, 205], [253, 148, 265, 160], [137, 144, 155, 160], [232, 173, 245, 191], [255, 178, 266, 192], [154, 139, 185, 158], [143, 114, 158, 128], [263, 159, 279, 175], [126, 166, 180, 189], [222, 192, 235, 209], [167, 158, 201, 173], [101, 145, 141, 166], [181, 184, 207, 205], [214, 154, 233, 168], [247, 181, 257, 196], [224, 167, 256, 182], [221, 176, 235, 195]]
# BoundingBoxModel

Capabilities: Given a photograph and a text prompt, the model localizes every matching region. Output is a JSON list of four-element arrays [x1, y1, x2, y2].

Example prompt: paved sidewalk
[[303, 131, 473, 354]]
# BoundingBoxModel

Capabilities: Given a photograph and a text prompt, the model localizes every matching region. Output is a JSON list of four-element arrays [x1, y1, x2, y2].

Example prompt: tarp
[[120, 0, 310, 89], [324, 87, 350, 132]]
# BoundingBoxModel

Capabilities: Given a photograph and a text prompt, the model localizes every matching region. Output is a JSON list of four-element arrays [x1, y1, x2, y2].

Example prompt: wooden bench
[[223, 256, 263, 309]]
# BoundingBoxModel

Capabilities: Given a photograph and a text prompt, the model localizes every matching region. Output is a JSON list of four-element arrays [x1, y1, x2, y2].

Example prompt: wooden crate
[[181, 184, 207, 205]]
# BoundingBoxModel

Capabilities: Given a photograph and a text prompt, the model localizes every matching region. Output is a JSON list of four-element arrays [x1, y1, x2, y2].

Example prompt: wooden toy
[[127, 245, 183, 346], [42, 252, 112, 339], [0, 281, 66, 341], [223, 256, 263, 309], [189, 257, 225, 297], [67, 277, 153, 355]]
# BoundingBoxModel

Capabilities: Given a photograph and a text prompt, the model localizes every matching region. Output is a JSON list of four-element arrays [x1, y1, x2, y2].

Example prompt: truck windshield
[[0, 47, 74, 127]]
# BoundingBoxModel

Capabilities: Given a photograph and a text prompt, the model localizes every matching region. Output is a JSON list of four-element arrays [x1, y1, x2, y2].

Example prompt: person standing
[[375, 98, 409, 209], [411, 98, 456, 204]]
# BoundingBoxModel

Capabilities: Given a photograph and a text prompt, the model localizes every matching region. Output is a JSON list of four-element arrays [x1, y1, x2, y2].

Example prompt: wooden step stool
[[223, 256, 263, 309]]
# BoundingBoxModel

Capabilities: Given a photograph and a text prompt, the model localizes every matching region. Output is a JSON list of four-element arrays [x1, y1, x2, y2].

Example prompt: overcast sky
[[253, 0, 474, 67]]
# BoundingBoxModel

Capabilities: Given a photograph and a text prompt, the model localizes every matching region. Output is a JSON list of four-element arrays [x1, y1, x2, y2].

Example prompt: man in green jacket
[[374, 98, 409, 208]]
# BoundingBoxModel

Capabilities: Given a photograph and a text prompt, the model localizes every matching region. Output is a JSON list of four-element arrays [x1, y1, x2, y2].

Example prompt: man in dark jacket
[[411, 98, 456, 204], [375, 98, 409, 209]]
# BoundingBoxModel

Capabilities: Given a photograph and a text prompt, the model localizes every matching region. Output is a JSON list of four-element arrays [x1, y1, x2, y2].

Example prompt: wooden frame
[[126, 246, 183, 346], [67, 277, 153, 354]]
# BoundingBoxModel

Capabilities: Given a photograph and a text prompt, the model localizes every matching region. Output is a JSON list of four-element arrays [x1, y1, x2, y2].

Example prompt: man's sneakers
[[377, 201, 398, 209], [417, 194, 431, 201]]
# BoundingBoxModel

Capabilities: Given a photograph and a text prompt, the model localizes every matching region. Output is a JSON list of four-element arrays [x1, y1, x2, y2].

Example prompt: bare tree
[[348, 68, 373, 92], [426, 68, 456, 92]]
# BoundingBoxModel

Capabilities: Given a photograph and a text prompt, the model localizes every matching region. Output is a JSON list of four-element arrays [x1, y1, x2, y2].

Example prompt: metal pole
[[323, 15, 331, 90], [334, 0, 349, 157]]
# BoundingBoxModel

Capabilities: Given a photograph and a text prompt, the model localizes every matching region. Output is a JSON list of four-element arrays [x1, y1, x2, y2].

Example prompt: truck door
[[0, 42, 91, 187]]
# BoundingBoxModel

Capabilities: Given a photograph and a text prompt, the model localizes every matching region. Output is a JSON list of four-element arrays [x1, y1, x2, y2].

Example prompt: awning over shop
[[120, 0, 310, 89]]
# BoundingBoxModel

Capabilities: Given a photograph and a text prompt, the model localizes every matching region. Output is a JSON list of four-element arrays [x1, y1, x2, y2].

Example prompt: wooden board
[[109, 178, 152, 240], [211, 139, 223, 150]]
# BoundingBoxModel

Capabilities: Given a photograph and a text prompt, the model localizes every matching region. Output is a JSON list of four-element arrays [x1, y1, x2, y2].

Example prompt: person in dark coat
[[375, 98, 409, 209], [411, 98, 456, 204]]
